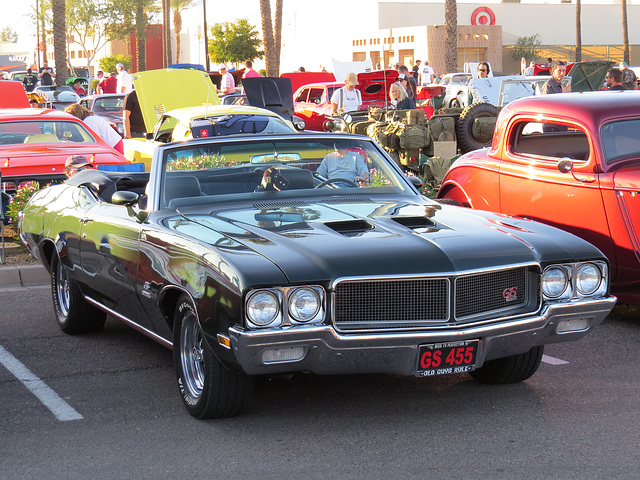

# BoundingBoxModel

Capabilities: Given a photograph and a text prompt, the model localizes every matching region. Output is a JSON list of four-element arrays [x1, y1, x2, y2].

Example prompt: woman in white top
[[330, 72, 362, 114], [65, 104, 124, 154]]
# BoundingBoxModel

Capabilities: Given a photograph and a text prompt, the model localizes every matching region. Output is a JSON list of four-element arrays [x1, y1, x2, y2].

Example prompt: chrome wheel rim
[[180, 310, 205, 399], [56, 260, 70, 318]]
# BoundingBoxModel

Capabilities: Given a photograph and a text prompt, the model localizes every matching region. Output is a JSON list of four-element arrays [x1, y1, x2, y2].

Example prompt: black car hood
[[242, 77, 295, 122], [174, 197, 601, 284]]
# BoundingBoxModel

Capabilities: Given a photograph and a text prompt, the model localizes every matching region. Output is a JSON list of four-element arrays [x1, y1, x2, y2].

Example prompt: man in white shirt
[[420, 61, 435, 86], [330, 72, 362, 114], [116, 63, 133, 94]]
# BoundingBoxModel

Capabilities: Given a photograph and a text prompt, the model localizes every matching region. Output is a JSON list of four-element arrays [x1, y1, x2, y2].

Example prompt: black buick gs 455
[[19, 132, 616, 418]]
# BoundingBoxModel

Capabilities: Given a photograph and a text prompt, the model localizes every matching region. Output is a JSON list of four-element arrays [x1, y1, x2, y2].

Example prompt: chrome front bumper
[[227, 297, 616, 376]]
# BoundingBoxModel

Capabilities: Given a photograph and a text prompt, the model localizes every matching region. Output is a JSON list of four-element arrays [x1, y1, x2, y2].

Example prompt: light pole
[[203, 0, 209, 71]]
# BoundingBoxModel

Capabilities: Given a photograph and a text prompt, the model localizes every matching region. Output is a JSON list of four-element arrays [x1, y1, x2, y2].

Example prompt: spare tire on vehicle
[[455, 102, 498, 153]]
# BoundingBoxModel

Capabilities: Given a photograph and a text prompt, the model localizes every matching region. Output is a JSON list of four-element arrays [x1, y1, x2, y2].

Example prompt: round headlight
[[576, 263, 601, 295], [289, 288, 321, 323], [246, 291, 280, 327], [542, 266, 569, 298]]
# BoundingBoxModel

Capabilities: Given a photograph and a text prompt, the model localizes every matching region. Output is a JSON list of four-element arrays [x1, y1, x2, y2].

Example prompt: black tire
[[173, 296, 252, 419], [51, 254, 106, 334], [455, 102, 498, 154], [470, 345, 544, 384], [436, 197, 463, 206], [449, 98, 461, 108]]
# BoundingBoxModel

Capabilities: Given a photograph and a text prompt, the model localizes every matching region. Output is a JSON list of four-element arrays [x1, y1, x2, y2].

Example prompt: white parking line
[[0, 344, 83, 421], [542, 354, 569, 365]]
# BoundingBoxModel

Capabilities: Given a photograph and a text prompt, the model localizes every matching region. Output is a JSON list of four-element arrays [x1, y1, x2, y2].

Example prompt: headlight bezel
[[245, 285, 325, 329], [542, 261, 608, 301]]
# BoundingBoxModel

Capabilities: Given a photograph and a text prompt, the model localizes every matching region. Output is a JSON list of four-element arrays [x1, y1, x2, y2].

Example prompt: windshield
[[0, 120, 97, 145], [601, 118, 640, 164], [159, 137, 414, 209]]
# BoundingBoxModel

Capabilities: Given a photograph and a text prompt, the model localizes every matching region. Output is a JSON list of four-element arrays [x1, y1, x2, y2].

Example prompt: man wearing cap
[[218, 64, 235, 95], [398, 65, 417, 101], [619, 62, 637, 90], [116, 63, 133, 94], [64, 155, 96, 178], [330, 73, 362, 114]]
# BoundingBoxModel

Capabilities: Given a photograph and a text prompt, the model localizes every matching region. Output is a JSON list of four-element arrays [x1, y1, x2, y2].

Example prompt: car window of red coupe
[[294, 89, 309, 103], [308, 88, 324, 104], [601, 118, 640, 164], [510, 120, 590, 162], [0, 120, 96, 145]]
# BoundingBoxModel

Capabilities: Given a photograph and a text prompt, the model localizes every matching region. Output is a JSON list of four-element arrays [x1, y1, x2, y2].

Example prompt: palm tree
[[444, 0, 457, 73], [260, 0, 283, 77], [52, 0, 67, 86], [622, 0, 630, 63], [171, 0, 196, 64], [575, 0, 582, 62]]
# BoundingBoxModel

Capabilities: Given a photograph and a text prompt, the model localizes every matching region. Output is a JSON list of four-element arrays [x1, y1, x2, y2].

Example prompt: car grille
[[332, 265, 539, 332]]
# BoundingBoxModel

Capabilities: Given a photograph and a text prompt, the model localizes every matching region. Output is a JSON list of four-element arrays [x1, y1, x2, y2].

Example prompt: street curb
[[0, 265, 49, 288]]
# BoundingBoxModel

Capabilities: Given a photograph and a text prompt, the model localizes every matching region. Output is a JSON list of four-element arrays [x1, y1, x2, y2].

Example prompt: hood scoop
[[254, 200, 310, 209], [325, 219, 374, 237], [392, 216, 437, 230]]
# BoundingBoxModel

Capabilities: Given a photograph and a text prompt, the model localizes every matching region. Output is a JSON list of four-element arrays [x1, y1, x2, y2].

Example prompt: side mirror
[[408, 175, 423, 189], [112, 190, 139, 206]]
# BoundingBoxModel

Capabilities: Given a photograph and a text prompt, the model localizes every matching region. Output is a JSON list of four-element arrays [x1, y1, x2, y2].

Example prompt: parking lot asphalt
[[0, 264, 49, 289]]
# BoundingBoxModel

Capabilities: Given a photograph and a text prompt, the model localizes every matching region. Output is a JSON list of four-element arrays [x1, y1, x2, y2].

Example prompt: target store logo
[[471, 6, 496, 25]]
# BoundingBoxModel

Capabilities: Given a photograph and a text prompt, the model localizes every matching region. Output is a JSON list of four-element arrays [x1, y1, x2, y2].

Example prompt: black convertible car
[[19, 132, 616, 419]]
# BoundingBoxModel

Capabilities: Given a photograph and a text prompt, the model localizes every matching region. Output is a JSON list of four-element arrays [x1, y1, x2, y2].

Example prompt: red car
[[293, 70, 399, 131], [437, 91, 640, 304], [0, 108, 134, 192]]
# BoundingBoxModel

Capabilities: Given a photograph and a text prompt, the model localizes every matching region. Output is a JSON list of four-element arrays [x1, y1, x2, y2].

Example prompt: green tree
[[171, 0, 197, 64], [99, 54, 132, 74], [511, 34, 541, 64], [0, 27, 18, 43], [66, 0, 118, 80], [260, 0, 282, 77], [106, 0, 158, 72], [209, 18, 263, 67]]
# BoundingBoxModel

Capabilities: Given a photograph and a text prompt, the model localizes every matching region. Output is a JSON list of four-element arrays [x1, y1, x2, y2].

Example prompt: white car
[[440, 73, 472, 108]]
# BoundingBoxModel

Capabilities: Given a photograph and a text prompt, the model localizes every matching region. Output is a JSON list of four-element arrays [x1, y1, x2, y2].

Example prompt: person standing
[[420, 60, 435, 85], [116, 63, 133, 94], [541, 61, 571, 94], [605, 68, 626, 90], [524, 61, 535, 76], [217, 64, 235, 95], [389, 82, 415, 109], [123, 90, 146, 139], [99, 72, 118, 94], [22, 69, 38, 92], [477, 62, 491, 78], [38, 62, 54, 86], [330, 72, 362, 114], [65, 104, 124, 154], [243, 60, 262, 78], [92, 70, 104, 93], [412, 60, 421, 81], [398, 65, 417, 101], [619, 62, 637, 90]]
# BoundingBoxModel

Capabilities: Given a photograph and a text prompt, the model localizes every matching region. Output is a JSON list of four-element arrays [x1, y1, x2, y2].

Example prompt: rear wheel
[[173, 295, 252, 419], [51, 254, 106, 334], [470, 346, 544, 384]]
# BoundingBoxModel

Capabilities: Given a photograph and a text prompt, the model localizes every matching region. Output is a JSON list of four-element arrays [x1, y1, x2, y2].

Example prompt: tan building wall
[[426, 25, 502, 75]]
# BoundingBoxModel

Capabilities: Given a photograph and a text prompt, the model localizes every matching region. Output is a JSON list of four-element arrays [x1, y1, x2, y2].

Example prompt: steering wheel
[[315, 177, 359, 189]]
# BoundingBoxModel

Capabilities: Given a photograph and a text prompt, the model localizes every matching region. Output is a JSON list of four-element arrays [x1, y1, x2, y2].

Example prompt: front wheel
[[51, 254, 106, 334], [470, 346, 544, 384], [173, 296, 252, 419]]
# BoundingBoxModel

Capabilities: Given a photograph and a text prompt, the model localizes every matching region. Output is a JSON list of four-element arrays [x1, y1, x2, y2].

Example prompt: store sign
[[471, 7, 496, 25]]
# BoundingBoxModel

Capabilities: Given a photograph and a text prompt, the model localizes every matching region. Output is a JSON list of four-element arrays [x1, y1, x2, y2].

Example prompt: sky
[[2, 0, 633, 73]]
